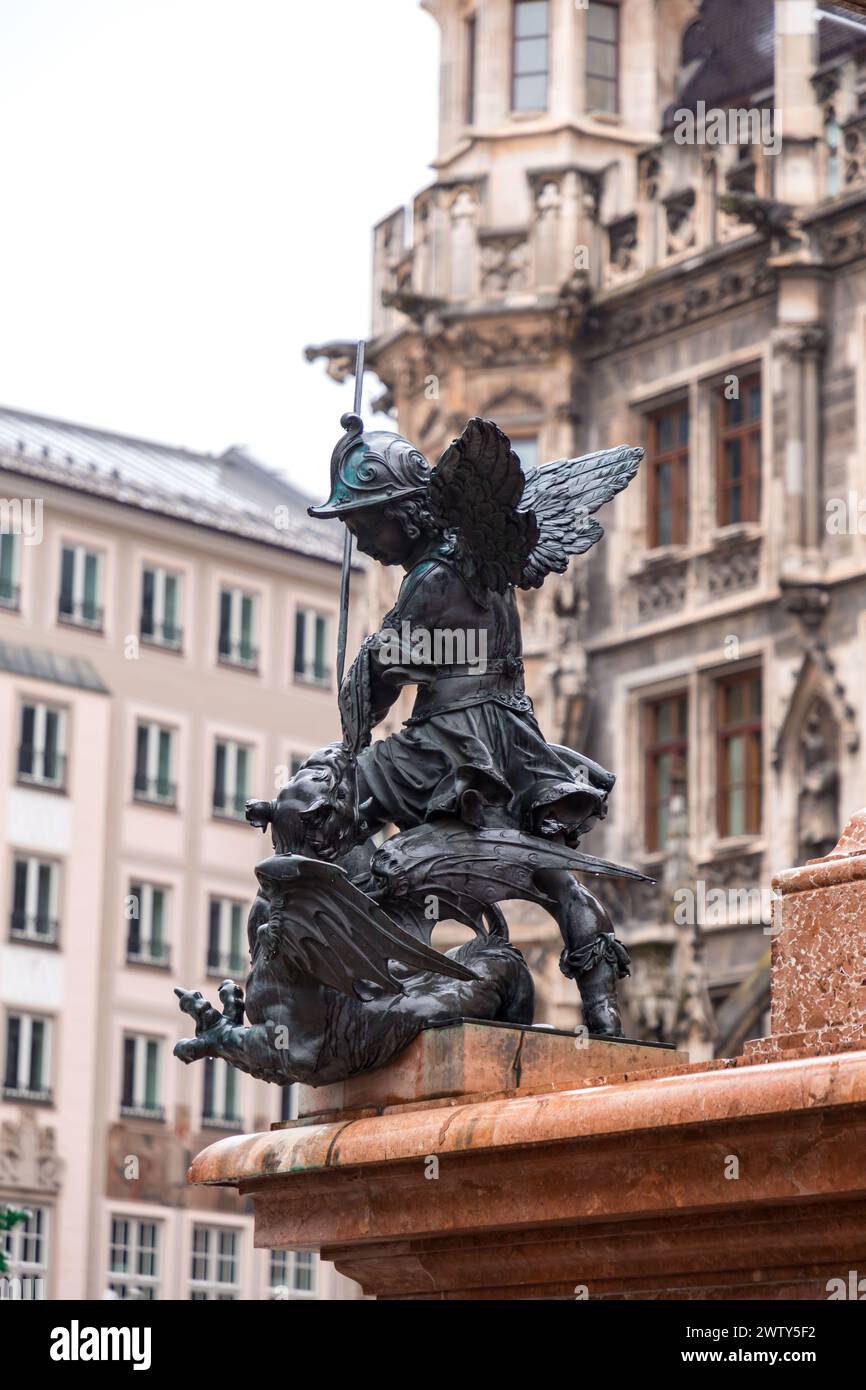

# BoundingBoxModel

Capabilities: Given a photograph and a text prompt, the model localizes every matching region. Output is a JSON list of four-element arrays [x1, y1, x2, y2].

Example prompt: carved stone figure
[[798, 697, 840, 862], [174, 408, 647, 1088]]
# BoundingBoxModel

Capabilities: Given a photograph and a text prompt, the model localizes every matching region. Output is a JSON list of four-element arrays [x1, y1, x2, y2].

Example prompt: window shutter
[[18, 704, 35, 776], [121, 1036, 136, 1108], [59, 546, 75, 615], [218, 590, 232, 657], [141, 568, 155, 636], [294, 609, 306, 676], [207, 899, 221, 970], [5, 1015, 21, 1089]]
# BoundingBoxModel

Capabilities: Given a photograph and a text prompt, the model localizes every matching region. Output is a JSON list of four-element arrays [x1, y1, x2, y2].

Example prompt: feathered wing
[[371, 824, 653, 929], [517, 445, 643, 590], [428, 418, 539, 593], [254, 855, 475, 999]]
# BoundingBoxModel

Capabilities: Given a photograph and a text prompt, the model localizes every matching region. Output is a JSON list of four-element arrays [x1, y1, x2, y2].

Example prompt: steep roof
[[665, 0, 866, 127], [0, 404, 347, 567]]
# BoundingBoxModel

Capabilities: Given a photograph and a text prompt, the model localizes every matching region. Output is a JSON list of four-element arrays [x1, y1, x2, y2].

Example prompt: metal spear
[[336, 340, 365, 688]]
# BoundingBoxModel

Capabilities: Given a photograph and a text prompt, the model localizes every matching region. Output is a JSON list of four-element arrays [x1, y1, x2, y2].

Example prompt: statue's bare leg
[[533, 868, 631, 1036]]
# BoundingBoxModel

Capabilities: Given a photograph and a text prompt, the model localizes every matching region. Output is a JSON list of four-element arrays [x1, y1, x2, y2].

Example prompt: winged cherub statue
[[305, 413, 644, 1036]]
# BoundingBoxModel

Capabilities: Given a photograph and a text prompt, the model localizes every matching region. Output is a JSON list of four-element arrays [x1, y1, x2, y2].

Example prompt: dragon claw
[[174, 983, 245, 1062]]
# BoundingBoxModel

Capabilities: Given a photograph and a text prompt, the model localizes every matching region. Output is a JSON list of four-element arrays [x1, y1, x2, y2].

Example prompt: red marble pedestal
[[188, 816, 866, 1299], [745, 809, 866, 1061]]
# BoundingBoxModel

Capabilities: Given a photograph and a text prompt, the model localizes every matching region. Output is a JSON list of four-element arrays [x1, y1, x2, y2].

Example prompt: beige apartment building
[[0, 409, 363, 1299], [309, 0, 866, 1055]]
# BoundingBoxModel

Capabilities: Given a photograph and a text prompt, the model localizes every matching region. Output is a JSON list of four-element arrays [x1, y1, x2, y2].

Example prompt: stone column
[[447, 185, 480, 300], [532, 177, 562, 290], [773, 321, 826, 572], [775, 0, 820, 206]]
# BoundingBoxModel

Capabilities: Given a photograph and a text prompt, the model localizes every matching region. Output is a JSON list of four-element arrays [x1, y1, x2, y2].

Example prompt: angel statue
[[173, 409, 648, 1091], [311, 411, 644, 1034]]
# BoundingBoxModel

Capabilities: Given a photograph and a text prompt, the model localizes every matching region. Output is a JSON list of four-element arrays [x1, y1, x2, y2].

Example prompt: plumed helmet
[[307, 412, 432, 518]]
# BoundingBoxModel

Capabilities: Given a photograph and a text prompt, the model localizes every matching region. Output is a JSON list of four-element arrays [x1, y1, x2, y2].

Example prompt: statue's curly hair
[[382, 494, 442, 545]]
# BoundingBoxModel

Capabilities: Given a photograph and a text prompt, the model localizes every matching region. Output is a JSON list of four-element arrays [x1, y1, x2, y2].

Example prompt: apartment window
[[585, 1, 619, 113], [644, 694, 688, 853], [190, 1226, 240, 1300], [107, 1218, 161, 1300], [58, 543, 103, 629], [120, 1034, 163, 1119], [133, 721, 176, 807], [1, 1205, 48, 1298], [293, 608, 330, 686], [202, 1058, 242, 1129], [512, 0, 549, 112], [647, 401, 689, 547], [717, 375, 762, 525], [0, 532, 20, 609], [17, 701, 67, 789], [465, 14, 478, 124], [218, 587, 259, 669], [212, 739, 251, 820], [207, 897, 247, 977], [11, 856, 59, 945], [140, 566, 182, 649], [717, 670, 762, 838], [4, 1012, 52, 1101], [126, 882, 170, 966], [269, 1249, 318, 1299]]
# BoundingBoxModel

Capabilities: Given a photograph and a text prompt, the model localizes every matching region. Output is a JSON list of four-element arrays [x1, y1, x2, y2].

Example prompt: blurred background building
[[0, 410, 363, 1299], [309, 0, 866, 1056]]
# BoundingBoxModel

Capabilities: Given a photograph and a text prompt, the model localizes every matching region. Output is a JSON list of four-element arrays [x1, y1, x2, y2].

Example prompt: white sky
[[0, 0, 439, 496]]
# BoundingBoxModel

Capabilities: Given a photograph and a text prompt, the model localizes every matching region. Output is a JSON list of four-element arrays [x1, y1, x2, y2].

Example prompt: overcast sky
[[0, 0, 439, 496]]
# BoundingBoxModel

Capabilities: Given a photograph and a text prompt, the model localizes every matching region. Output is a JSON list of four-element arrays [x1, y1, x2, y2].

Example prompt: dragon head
[[245, 743, 359, 861]]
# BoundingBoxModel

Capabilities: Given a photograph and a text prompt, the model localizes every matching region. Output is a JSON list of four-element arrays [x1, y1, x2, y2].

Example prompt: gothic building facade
[[311, 0, 866, 1054]]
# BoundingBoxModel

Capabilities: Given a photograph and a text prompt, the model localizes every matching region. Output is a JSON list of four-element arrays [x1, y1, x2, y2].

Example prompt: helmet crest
[[308, 412, 432, 518]]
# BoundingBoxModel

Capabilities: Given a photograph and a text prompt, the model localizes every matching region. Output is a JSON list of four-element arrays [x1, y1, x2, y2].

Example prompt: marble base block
[[290, 1020, 687, 1122]]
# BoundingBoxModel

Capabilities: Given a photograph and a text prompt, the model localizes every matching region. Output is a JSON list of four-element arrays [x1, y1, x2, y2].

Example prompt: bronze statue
[[174, 384, 647, 1089]]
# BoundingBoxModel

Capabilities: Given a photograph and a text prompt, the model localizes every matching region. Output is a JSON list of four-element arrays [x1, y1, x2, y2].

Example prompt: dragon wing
[[370, 823, 653, 926], [428, 418, 539, 594], [254, 854, 474, 999], [517, 445, 643, 590]]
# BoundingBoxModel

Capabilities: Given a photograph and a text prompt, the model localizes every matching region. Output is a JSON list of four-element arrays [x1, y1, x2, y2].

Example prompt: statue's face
[[343, 504, 413, 566], [276, 763, 333, 821]]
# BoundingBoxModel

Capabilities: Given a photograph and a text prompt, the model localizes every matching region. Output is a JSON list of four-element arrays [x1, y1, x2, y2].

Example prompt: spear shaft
[[336, 340, 365, 687]]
